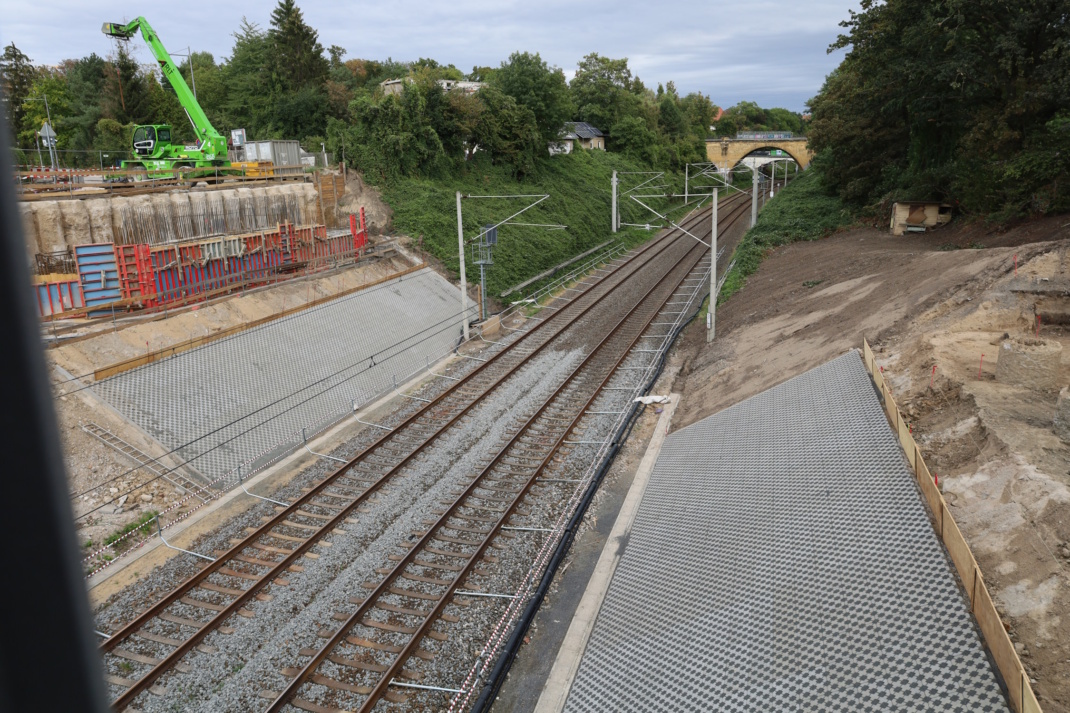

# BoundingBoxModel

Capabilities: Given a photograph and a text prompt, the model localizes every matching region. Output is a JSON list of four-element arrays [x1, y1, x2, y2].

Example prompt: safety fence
[[36, 209, 368, 321], [862, 338, 1041, 713]]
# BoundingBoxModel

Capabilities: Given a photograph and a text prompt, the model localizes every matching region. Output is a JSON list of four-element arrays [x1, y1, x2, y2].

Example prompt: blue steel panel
[[75, 244, 121, 315]]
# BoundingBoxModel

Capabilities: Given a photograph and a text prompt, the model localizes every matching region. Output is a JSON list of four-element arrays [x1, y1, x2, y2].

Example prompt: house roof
[[562, 122, 603, 139]]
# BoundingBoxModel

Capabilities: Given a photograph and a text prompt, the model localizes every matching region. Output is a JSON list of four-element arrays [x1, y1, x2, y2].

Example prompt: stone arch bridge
[[705, 135, 813, 170]]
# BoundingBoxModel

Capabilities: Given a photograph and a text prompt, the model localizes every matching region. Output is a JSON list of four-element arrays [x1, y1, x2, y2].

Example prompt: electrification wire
[[70, 303, 476, 515], [50, 266, 432, 393]]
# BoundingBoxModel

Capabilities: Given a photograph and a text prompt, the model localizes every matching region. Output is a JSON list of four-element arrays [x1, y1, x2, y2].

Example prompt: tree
[[269, 0, 328, 91], [221, 19, 273, 136], [658, 96, 686, 138], [569, 54, 642, 134], [474, 86, 540, 176], [102, 44, 152, 125], [177, 52, 227, 129], [63, 55, 107, 156], [809, 0, 1070, 215], [0, 44, 35, 143], [610, 115, 659, 164], [492, 52, 573, 144]]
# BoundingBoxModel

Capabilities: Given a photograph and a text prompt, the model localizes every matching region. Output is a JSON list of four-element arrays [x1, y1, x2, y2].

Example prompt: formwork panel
[[565, 351, 1009, 713], [92, 267, 475, 485]]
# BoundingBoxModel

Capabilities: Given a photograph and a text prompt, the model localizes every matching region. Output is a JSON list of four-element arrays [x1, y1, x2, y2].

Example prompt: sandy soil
[[671, 214, 1070, 711]]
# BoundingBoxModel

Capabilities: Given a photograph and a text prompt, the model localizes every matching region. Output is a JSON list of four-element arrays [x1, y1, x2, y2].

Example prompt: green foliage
[[103, 509, 159, 549], [718, 167, 855, 304], [380, 149, 680, 300], [713, 101, 804, 137], [0, 43, 35, 133], [269, 0, 329, 92], [570, 53, 643, 133], [103, 44, 152, 126], [809, 0, 1070, 218], [491, 52, 573, 144]]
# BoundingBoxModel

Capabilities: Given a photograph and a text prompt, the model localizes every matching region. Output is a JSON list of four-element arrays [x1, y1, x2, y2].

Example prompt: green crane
[[102, 16, 229, 175]]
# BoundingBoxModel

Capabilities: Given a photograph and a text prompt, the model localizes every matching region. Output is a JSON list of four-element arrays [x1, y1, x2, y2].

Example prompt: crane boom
[[102, 17, 227, 168]]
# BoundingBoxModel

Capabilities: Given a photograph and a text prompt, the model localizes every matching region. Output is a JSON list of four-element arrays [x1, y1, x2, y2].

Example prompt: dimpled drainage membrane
[[565, 351, 1009, 713], [93, 267, 474, 484]]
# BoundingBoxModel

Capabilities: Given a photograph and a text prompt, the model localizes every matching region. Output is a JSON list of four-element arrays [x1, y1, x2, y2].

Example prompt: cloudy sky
[[1, 1, 859, 111]]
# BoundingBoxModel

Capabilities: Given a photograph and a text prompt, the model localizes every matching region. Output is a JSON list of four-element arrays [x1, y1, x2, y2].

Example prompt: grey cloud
[[2, 0, 857, 111]]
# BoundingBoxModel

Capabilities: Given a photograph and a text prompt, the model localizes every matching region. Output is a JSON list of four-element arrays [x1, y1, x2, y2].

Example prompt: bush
[[719, 167, 855, 303]]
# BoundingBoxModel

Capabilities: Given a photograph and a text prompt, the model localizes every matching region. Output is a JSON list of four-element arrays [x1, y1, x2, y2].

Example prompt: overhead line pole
[[456, 191, 469, 342], [708, 190, 718, 343], [611, 170, 617, 233], [751, 163, 759, 228]]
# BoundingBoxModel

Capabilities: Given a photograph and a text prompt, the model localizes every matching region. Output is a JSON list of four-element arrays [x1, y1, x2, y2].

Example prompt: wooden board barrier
[[941, 507, 979, 600], [898, 420, 916, 470], [974, 575, 1024, 706], [914, 452, 944, 535], [860, 338, 1040, 713]]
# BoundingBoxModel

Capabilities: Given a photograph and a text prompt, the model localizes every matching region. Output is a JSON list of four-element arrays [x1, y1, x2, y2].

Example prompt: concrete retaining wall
[[20, 183, 320, 260]]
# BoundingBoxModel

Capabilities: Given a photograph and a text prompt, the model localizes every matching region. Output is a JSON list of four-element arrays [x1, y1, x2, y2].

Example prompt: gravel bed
[[118, 347, 583, 713], [92, 230, 701, 712]]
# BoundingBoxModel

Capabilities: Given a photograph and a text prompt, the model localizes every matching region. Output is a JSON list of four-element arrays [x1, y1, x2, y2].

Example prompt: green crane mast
[[102, 16, 229, 174]]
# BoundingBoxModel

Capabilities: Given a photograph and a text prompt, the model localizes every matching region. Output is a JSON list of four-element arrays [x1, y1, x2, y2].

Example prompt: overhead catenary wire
[[70, 298, 478, 516]]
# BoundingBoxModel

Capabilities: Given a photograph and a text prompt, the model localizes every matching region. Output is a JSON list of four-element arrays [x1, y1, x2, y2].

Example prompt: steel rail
[[103, 196, 743, 710], [267, 201, 738, 712]]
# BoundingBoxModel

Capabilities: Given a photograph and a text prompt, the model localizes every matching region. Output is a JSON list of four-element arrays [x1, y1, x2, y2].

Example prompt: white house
[[550, 122, 605, 155]]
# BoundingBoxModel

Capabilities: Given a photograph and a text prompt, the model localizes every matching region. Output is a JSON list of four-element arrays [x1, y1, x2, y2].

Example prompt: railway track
[[98, 193, 749, 711]]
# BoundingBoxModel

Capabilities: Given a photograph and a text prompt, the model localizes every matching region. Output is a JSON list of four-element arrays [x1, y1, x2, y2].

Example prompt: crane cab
[[131, 124, 173, 157]]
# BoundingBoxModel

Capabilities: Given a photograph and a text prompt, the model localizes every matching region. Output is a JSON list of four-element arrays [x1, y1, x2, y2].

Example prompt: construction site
[[3, 6, 1070, 713]]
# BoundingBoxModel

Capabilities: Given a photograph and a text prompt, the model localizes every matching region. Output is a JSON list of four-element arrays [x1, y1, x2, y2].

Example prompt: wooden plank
[[973, 576, 1024, 709], [941, 505, 979, 600], [915, 456, 944, 535], [1023, 678, 1043, 713]]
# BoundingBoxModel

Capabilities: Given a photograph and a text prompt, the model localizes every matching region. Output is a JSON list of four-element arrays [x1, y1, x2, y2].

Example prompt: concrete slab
[[92, 267, 474, 484], [535, 393, 679, 713], [563, 351, 1009, 712]]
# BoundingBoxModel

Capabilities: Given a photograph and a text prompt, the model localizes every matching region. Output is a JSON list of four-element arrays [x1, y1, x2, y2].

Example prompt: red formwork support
[[54, 219, 342, 320], [115, 244, 156, 307], [350, 208, 368, 254]]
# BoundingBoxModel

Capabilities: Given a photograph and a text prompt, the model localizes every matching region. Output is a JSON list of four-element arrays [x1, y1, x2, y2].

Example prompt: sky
[[1, 1, 860, 112]]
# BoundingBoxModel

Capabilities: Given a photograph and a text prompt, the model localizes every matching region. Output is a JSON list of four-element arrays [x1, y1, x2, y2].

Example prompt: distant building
[[379, 77, 484, 96], [550, 122, 605, 155], [380, 78, 407, 96], [437, 79, 484, 95]]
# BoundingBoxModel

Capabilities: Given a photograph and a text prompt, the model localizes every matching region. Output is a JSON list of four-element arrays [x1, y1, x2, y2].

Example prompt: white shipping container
[[244, 140, 303, 175]]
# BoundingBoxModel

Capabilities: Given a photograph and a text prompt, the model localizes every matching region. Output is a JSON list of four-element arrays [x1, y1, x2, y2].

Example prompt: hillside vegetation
[[383, 150, 683, 299], [719, 168, 855, 304], [809, 0, 1070, 219]]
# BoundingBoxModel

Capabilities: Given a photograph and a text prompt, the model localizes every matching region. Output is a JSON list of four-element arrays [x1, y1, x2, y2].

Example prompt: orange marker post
[[978, 354, 985, 378]]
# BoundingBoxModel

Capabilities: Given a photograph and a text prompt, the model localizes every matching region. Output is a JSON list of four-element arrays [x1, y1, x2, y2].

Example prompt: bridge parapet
[[705, 136, 813, 170]]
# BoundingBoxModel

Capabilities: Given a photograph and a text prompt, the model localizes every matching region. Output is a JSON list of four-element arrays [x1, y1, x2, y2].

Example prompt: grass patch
[[718, 167, 856, 305], [379, 151, 684, 303], [103, 509, 158, 549], [803, 279, 824, 288]]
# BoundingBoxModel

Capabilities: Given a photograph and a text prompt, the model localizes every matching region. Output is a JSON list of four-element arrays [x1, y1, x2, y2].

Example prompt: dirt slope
[[669, 214, 1070, 711]]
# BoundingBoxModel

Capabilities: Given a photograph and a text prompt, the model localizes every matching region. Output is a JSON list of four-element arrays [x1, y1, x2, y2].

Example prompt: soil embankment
[[669, 214, 1070, 711]]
